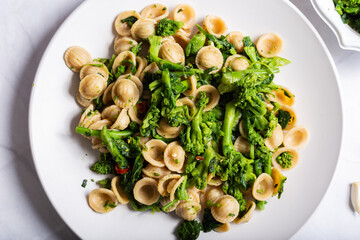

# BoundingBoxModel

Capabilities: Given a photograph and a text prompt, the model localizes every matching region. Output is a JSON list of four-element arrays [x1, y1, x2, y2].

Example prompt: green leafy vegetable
[[176, 220, 202, 240], [156, 18, 184, 37], [334, 0, 360, 32], [98, 178, 111, 189], [202, 208, 223, 232], [121, 16, 138, 26], [276, 151, 293, 169], [81, 179, 87, 188]]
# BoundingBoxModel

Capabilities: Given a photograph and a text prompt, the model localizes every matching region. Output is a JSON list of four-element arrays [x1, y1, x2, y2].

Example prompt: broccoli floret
[[276, 109, 292, 129], [90, 153, 115, 174], [156, 18, 184, 37], [140, 105, 161, 137], [176, 220, 202, 240], [276, 151, 293, 169], [98, 178, 111, 189], [180, 91, 209, 155]]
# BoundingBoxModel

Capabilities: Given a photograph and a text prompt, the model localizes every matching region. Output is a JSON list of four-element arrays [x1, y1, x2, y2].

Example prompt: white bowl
[[311, 0, 360, 51]]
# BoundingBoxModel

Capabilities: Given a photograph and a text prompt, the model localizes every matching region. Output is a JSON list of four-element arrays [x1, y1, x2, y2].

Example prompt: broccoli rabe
[[90, 153, 115, 174], [334, 0, 360, 33], [156, 18, 184, 37], [276, 151, 293, 169], [176, 220, 202, 240], [277, 174, 287, 199], [121, 16, 138, 26], [185, 33, 206, 56], [180, 91, 209, 155], [276, 109, 292, 129], [98, 178, 111, 189]]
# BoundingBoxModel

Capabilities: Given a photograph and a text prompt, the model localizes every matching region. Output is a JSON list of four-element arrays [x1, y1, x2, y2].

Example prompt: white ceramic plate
[[311, 0, 360, 51], [29, 0, 343, 239]]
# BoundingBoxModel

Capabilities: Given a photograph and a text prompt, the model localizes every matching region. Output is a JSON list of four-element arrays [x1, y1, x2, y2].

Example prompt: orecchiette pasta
[[101, 105, 121, 123], [196, 45, 223, 73], [176, 97, 196, 114], [114, 11, 141, 37], [279, 105, 297, 130], [80, 62, 109, 80], [139, 62, 160, 82], [160, 196, 179, 212], [112, 51, 136, 75], [173, 29, 191, 50], [76, 91, 92, 108], [203, 15, 227, 37], [164, 141, 185, 172], [272, 86, 295, 107], [128, 107, 142, 125], [79, 74, 107, 100], [134, 56, 148, 78], [111, 176, 129, 204], [140, 3, 169, 22], [224, 55, 250, 71], [79, 105, 101, 128], [157, 174, 181, 196], [64, 46, 92, 72], [159, 40, 185, 65], [131, 18, 157, 40], [142, 139, 167, 167], [142, 164, 171, 179], [211, 195, 239, 223], [176, 201, 201, 221], [204, 187, 224, 206], [173, 4, 196, 29], [256, 33, 283, 58], [283, 126, 309, 149], [111, 78, 140, 108], [215, 223, 230, 233], [271, 167, 283, 196], [234, 136, 250, 154], [169, 176, 186, 201], [88, 188, 117, 213], [226, 31, 246, 53], [133, 177, 160, 205], [111, 108, 130, 130], [102, 82, 115, 105], [183, 75, 197, 97], [156, 118, 184, 138], [264, 124, 284, 151], [252, 173, 274, 201], [272, 147, 299, 170], [206, 173, 222, 187], [117, 74, 143, 95], [114, 36, 138, 55]]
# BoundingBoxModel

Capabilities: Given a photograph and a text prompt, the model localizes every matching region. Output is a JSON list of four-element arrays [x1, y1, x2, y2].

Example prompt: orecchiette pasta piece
[[114, 11, 141, 37], [176, 97, 196, 114], [173, 29, 191, 50], [264, 124, 284, 151], [271, 86, 295, 107], [187, 188, 200, 204], [203, 15, 227, 37], [272, 147, 299, 170], [76, 91, 92, 108], [142, 164, 171, 179], [224, 55, 250, 71], [102, 82, 115, 105], [111, 108, 130, 130], [114, 36, 138, 55], [88, 188, 117, 213], [234, 136, 250, 154], [142, 139, 167, 167], [101, 105, 121, 123], [112, 51, 136, 75], [173, 4, 196, 29], [159, 40, 185, 65], [194, 85, 220, 112], [233, 200, 256, 224], [79, 74, 107, 100], [239, 120, 248, 139], [140, 136, 151, 145], [283, 126, 309, 149], [133, 177, 160, 205], [215, 223, 230, 233], [256, 33, 283, 58], [196, 45, 223, 73], [176, 201, 201, 221], [206, 173, 222, 187], [80, 62, 109, 80], [170, 176, 186, 201], [131, 18, 157, 41], [134, 57, 148, 78], [164, 141, 185, 172], [158, 174, 181, 196], [156, 118, 184, 138], [278, 105, 297, 130], [211, 195, 239, 223], [111, 78, 140, 108], [161, 36, 175, 43], [271, 167, 285, 195], [140, 3, 169, 22], [64, 46, 92, 72], [89, 119, 112, 130], [111, 176, 129, 204], [79, 106, 101, 128], [128, 107, 142, 125], [117, 74, 143, 95], [183, 75, 197, 97], [226, 31, 246, 53], [204, 187, 224, 206], [140, 62, 160, 81], [161, 196, 179, 212], [252, 173, 274, 201]]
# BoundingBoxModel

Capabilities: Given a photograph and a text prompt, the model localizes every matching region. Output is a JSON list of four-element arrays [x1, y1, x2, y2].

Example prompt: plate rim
[[28, 0, 344, 238]]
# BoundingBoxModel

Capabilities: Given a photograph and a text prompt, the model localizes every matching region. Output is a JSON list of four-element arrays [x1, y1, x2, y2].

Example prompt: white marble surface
[[1, 0, 359, 239]]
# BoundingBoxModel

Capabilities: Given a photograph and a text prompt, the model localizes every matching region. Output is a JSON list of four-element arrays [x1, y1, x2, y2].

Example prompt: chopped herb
[[174, 158, 179, 164], [153, 172, 160, 176], [206, 200, 220, 207], [81, 179, 87, 188], [229, 213, 235, 217], [104, 200, 117, 211], [256, 188, 264, 194], [177, 8, 183, 13], [162, 7, 167, 11], [90, 179, 94, 182]]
